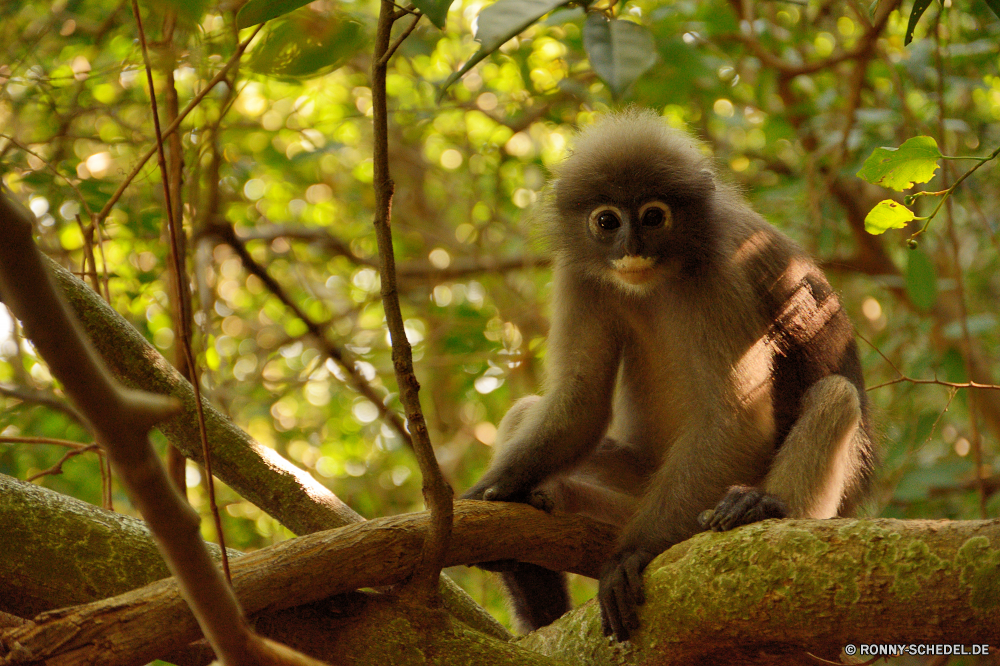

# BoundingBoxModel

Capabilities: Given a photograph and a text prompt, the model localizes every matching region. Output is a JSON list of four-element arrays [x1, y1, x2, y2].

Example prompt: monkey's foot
[[701, 485, 788, 532]]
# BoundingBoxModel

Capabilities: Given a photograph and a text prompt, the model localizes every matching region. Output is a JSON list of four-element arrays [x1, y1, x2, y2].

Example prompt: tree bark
[[3, 482, 996, 666]]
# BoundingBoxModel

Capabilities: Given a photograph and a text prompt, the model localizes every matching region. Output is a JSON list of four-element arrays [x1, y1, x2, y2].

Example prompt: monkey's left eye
[[589, 206, 623, 235], [639, 202, 671, 228]]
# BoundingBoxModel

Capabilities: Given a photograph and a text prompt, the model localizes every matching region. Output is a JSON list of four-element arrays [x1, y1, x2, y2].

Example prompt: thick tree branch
[[20, 229, 499, 638], [3, 494, 996, 666], [0, 178, 263, 664], [0, 501, 611, 666]]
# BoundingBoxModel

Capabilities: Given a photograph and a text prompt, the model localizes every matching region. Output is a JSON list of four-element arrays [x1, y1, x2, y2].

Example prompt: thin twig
[[371, 0, 453, 603], [131, 0, 230, 581], [94, 24, 263, 226], [934, 12, 987, 518], [26, 443, 102, 481], [204, 221, 412, 447], [380, 13, 421, 67]]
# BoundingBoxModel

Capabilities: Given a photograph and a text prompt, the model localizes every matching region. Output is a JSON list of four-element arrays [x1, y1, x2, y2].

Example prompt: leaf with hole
[[864, 200, 916, 235], [438, 0, 570, 94], [246, 14, 369, 78], [583, 15, 657, 98], [236, 0, 313, 28], [857, 136, 942, 191]]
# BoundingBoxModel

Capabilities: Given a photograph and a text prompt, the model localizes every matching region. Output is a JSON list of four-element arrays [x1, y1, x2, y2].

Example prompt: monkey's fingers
[[599, 549, 653, 641], [708, 485, 788, 531]]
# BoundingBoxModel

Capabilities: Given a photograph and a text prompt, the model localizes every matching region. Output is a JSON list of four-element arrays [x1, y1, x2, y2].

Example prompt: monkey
[[462, 108, 876, 642]]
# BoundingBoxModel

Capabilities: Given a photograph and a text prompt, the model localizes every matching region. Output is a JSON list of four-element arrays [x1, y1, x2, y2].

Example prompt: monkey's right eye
[[597, 212, 620, 230], [590, 207, 622, 234]]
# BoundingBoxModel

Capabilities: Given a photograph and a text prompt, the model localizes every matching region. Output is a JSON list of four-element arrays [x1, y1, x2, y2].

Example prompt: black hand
[[701, 485, 788, 532], [598, 547, 657, 642]]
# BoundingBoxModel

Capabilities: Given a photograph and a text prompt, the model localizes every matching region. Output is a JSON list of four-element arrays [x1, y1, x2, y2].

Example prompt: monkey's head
[[548, 109, 719, 293]]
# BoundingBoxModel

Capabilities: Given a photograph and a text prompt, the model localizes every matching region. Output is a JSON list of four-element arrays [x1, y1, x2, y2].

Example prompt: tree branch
[[370, 0, 452, 602]]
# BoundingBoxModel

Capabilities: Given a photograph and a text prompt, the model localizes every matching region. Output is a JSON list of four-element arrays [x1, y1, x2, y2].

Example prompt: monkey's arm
[[598, 420, 750, 640], [463, 271, 623, 503]]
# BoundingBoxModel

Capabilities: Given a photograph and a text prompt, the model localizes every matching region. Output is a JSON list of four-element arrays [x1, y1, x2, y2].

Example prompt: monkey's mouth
[[611, 256, 659, 284]]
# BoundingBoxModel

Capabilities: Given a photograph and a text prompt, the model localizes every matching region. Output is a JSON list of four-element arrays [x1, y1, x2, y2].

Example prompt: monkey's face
[[549, 111, 719, 293], [586, 200, 678, 289]]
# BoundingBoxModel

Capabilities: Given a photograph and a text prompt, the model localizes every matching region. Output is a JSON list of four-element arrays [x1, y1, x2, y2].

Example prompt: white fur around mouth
[[611, 256, 658, 284]]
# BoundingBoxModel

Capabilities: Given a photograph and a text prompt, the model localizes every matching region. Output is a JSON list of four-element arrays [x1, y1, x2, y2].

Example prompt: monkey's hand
[[699, 485, 788, 532], [598, 546, 658, 642], [462, 476, 555, 512], [460, 465, 542, 505]]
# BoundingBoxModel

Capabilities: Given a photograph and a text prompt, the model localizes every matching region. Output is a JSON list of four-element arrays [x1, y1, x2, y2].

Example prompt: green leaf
[[904, 0, 935, 45], [246, 15, 369, 78], [856, 136, 942, 191], [582, 15, 657, 98], [236, 0, 313, 28], [985, 0, 1000, 19], [411, 0, 451, 29], [439, 0, 569, 94], [864, 200, 916, 235], [906, 249, 937, 311]]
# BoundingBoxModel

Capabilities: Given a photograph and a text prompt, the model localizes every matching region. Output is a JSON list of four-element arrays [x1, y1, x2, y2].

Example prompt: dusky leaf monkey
[[462, 108, 876, 641]]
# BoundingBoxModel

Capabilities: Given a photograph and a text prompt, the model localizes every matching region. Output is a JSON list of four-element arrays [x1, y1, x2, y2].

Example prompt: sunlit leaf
[[236, 0, 313, 28], [411, 0, 451, 29], [856, 136, 942, 191], [439, 0, 569, 94], [905, 0, 935, 45], [246, 14, 369, 78], [863, 200, 916, 235], [906, 249, 937, 311], [582, 15, 657, 98]]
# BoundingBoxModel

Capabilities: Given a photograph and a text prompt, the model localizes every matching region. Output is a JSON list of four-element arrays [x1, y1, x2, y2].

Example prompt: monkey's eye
[[589, 206, 623, 235], [639, 202, 672, 229]]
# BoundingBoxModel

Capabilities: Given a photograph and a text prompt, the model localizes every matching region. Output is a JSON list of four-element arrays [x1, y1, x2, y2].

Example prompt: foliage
[[1, 0, 999, 641]]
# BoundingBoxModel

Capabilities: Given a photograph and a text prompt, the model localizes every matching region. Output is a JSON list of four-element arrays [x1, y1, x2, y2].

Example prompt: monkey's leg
[[498, 566, 571, 633], [469, 395, 571, 631], [707, 375, 863, 531]]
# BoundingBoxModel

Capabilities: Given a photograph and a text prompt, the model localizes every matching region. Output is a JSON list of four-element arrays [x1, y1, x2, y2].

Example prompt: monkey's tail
[[499, 563, 570, 633]]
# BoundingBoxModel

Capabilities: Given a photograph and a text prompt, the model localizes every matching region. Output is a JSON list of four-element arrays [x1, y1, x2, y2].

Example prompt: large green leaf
[[906, 249, 937, 311], [856, 136, 942, 191], [411, 0, 451, 29], [904, 0, 935, 45], [439, 0, 570, 93], [236, 0, 313, 28], [582, 15, 657, 98], [986, 0, 1000, 19], [246, 14, 369, 78], [864, 200, 916, 235]]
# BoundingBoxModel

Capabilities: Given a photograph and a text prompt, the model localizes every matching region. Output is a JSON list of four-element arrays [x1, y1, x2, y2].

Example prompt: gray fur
[[463, 109, 875, 641]]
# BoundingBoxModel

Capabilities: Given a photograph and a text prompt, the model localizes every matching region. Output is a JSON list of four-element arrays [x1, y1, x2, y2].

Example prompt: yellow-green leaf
[[857, 136, 942, 191], [864, 200, 916, 235]]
